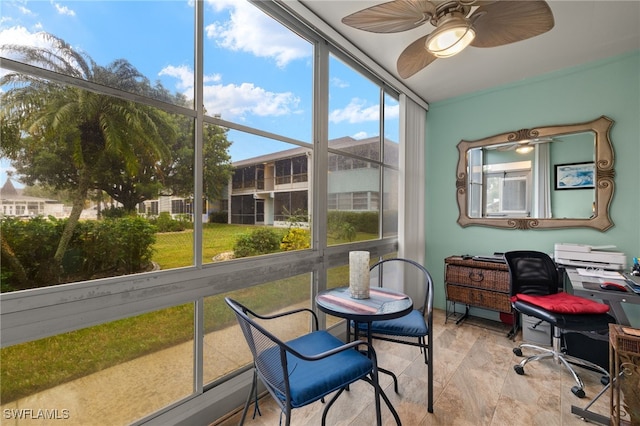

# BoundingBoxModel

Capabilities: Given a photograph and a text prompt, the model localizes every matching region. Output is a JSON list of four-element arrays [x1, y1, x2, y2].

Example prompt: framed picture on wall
[[555, 162, 595, 190]]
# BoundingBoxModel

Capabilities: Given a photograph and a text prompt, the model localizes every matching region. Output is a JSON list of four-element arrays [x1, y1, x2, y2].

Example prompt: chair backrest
[[369, 258, 434, 317], [225, 297, 290, 402], [504, 251, 561, 297]]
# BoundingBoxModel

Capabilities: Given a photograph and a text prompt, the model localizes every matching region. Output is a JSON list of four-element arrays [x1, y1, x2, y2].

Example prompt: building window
[[291, 156, 308, 183], [274, 191, 308, 221], [275, 158, 291, 185], [230, 195, 255, 224], [232, 166, 257, 190]]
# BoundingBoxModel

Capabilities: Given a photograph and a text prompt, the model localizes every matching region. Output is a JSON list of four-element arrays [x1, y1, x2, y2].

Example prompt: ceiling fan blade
[[397, 34, 438, 78], [470, 0, 554, 47], [495, 143, 517, 151], [342, 0, 436, 33], [528, 137, 554, 144]]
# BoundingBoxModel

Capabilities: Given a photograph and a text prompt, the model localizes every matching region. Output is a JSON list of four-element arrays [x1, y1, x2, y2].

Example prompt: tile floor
[[213, 309, 617, 425]]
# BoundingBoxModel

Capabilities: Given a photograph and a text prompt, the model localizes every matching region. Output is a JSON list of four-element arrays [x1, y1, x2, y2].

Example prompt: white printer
[[554, 243, 626, 270]]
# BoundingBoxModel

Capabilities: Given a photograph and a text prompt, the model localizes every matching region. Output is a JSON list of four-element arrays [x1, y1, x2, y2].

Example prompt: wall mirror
[[456, 116, 615, 231]]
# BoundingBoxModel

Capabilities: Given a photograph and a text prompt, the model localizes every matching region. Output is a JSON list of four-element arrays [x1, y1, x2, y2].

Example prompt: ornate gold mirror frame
[[456, 116, 615, 231]]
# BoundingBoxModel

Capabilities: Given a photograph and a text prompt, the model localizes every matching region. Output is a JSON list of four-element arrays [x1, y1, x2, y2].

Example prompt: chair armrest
[[243, 306, 319, 331], [285, 337, 378, 366]]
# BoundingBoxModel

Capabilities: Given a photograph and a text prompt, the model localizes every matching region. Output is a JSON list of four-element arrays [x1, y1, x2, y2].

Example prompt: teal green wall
[[424, 51, 640, 326]]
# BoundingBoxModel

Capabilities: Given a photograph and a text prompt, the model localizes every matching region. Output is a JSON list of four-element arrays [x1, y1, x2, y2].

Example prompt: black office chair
[[225, 297, 401, 426], [353, 258, 434, 413], [504, 251, 615, 398]]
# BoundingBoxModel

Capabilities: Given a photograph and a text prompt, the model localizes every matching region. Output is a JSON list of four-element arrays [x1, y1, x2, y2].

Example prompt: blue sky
[[0, 0, 399, 187]]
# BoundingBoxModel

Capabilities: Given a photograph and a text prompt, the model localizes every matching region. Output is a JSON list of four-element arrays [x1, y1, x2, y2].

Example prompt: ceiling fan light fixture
[[425, 15, 475, 58], [516, 145, 534, 154]]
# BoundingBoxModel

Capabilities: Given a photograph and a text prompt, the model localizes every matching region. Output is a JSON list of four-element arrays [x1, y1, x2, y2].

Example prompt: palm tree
[[1, 33, 174, 282]]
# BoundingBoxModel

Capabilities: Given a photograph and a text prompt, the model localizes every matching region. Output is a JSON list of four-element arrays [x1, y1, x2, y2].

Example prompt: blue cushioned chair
[[225, 297, 401, 426], [353, 258, 434, 413]]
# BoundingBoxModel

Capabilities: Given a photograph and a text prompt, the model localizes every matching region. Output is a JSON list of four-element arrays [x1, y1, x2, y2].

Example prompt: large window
[[326, 54, 399, 245], [0, 1, 407, 423]]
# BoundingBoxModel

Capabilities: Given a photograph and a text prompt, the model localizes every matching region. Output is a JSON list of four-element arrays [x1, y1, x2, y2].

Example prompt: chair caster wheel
[[600, 376, 609, 386], [514, 365, 525, 375], [571, 386, 586, 398], [513, 348, 523, 356]]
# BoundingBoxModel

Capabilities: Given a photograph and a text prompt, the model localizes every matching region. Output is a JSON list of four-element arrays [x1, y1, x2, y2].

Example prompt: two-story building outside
[[227, 135, 398, 227]]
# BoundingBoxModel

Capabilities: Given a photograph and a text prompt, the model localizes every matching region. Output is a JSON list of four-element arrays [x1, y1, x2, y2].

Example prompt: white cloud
[[51, 1, 75, 17], [203, 82, 300, 120], [352, 131, 368, 139], [204, 0, 310, 68], [18, 6, 35, 16], [329, 98, 380, 124], [160, 65, 300, 121], [331, 77, 349, 89], [159, 65, 222, 91], [0, 26, 54, 53], [384, 103, 399, 119], [0, 27, 88, 79]]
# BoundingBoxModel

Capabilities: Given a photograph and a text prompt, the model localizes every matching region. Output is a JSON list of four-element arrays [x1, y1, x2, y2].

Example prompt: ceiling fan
[[492, 136, 558, 153], [342, 0, 555, 79]]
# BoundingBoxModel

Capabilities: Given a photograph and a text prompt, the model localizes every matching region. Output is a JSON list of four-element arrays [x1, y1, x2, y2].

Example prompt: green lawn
[[0, 224, 372, 403], [151, 223, 261, 269]]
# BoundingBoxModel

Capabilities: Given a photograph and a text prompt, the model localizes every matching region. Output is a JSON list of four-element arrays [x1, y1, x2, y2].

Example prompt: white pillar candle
[[349, 251, 370, 299]]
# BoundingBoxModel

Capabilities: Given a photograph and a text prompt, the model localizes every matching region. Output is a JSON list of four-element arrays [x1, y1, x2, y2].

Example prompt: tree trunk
[[0, 238, 29, 290], [51, 169, 91, 280]]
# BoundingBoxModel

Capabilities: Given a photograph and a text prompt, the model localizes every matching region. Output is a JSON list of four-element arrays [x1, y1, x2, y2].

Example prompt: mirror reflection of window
[[467, 148, 483, 218], [484, 167, 531, 217], [466, 131, 596, 220]]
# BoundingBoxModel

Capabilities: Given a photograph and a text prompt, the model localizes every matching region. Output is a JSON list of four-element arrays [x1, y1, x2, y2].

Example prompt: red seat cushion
[[511, 292, 610, 314]]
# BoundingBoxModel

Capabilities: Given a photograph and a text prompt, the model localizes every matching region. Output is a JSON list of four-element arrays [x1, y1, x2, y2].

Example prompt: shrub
[[335, 222, 357, 242], [108, 217, 157, 274], [101, 206, 129, 219], [280, 228, 310, 251], [233, 228, 282, 258], [0, 216, 69, 289], [208, 211, 227, 223], [327, 211, 378, 239], [149, 212, 189, 232], [78, 217, 156, 275], [0, 216, 156, 290]]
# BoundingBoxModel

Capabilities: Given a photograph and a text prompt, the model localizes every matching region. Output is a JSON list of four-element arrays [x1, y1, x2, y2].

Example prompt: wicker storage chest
[[609, 324, 640, 425], [444, 256, 514, 321]]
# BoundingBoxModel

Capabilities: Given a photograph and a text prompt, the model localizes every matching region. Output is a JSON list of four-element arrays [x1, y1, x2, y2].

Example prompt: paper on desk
[[576, 268, 623, 279]]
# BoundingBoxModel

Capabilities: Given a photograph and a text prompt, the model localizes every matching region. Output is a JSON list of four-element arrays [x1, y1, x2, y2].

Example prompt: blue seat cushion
[[264, 331, 373, 408], [356, 309, 428, 337]]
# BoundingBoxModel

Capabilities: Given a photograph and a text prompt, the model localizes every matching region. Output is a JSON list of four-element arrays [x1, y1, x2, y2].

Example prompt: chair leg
[[420, 336, 428, 365], [240, 368, 260, 425], [427, 343, 433, 413], [362, 375, 401, 426], [513, 334, 610, 399], [321, 388, 346, 426]]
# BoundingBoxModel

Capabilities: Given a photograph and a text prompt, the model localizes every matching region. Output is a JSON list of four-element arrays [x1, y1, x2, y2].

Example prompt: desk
[[566, 269, 640, 326], [566, 269, 640, 424]]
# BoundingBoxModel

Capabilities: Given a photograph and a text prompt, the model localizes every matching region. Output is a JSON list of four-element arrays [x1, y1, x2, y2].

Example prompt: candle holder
[[349, 251, 370, 299]]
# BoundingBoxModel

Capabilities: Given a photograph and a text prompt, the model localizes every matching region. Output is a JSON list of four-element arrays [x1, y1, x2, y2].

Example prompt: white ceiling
[[299, 0, 640, 104]]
